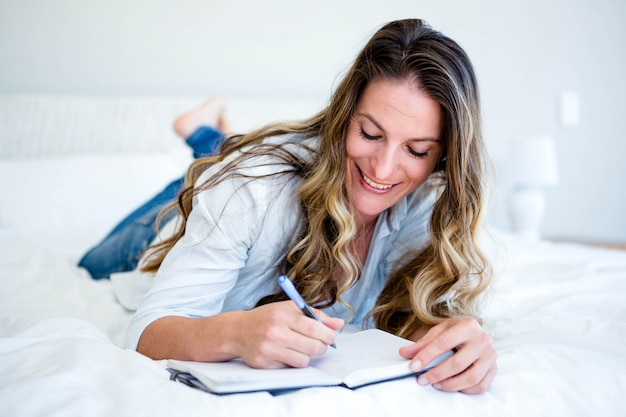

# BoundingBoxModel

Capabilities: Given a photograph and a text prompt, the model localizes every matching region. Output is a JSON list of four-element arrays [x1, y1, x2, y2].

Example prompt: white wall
[[1, 0, 625, 243]]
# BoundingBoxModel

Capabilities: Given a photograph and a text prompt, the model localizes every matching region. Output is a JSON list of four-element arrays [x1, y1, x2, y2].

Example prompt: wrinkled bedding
[[1, 225, 624, 417], [1, 96, 624, 416]]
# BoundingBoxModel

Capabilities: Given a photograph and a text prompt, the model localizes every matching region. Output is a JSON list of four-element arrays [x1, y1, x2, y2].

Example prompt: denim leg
[[107, 125, 223, 237], [78, 125, 224, 279], [186, 126, 226, 159], [106, 177, 183, 237], [78, 178, 182, 279]]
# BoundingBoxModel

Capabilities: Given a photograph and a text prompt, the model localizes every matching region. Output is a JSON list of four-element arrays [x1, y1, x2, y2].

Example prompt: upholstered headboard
[[0, 95, 325, 247], [0, 95, 324, 159]]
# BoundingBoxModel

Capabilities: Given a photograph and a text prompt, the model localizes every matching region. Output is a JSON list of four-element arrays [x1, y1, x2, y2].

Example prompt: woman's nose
[[371, 144, 398, 180]]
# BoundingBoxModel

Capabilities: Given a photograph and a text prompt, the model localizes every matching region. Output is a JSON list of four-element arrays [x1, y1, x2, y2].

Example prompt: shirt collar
[[377, 194, 409, 239], [376, 176, 438, 239]]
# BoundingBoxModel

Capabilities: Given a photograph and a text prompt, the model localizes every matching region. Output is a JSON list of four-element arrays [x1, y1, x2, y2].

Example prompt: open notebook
[[167, 329, 453, 394]]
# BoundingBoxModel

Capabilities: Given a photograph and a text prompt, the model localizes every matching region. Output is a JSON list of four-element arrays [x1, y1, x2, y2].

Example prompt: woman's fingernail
[[410, 361, 422, 372], [433, 383, 442, 390], [417, 376, 428, 386]]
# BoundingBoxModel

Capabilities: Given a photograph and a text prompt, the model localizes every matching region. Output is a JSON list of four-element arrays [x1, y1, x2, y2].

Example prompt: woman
[[127, 18, 496, 394]]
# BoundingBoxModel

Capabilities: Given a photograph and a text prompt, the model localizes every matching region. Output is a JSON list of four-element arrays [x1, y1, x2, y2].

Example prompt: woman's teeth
[[361, 171, 393, 190]]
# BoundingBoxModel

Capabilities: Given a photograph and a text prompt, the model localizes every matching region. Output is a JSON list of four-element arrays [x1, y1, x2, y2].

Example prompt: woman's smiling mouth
[[357, 166, 395, 191]]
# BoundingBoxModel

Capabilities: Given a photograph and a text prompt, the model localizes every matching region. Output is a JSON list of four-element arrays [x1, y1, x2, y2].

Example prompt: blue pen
[[277, 275, 337, 349]]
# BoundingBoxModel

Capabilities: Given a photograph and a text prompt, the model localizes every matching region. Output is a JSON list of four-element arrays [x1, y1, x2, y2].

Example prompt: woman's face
[[345, 78, 443, 226]]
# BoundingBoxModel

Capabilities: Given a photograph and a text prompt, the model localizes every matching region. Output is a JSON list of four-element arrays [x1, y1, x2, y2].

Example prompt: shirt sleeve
[[124, 162, 296, 349]]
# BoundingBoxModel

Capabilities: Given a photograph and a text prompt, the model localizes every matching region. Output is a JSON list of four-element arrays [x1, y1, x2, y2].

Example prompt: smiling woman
[[79, 18, 495, 394]]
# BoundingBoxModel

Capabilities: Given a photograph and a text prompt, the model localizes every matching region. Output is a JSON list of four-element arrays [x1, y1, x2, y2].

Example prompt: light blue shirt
[[124, 134, 439, 349]]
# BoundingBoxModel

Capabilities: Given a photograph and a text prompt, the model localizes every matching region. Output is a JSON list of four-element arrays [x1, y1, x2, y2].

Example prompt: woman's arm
[[136, 301, 343, 368], [399, 317, 497, 394], [126, 153, 311, 357]]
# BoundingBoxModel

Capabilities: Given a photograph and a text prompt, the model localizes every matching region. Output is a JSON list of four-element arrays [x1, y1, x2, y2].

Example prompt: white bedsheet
[[1, 227, 625, 417], [0, 96, 624, 415]]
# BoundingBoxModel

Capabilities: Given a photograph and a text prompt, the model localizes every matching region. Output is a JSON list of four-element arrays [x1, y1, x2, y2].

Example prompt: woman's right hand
[[136, 301, 343, 368], [232, 301, 344, 369]]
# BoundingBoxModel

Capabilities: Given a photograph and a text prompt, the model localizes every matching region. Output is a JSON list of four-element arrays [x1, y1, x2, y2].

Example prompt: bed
[[1, 95, 625, 417]]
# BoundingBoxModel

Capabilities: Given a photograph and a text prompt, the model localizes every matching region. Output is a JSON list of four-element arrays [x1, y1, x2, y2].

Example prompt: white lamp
[[508, 135, 559, 241]]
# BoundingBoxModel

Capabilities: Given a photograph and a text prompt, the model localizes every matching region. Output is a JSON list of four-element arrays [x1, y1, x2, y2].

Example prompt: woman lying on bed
[[79, 18, 497, 394]]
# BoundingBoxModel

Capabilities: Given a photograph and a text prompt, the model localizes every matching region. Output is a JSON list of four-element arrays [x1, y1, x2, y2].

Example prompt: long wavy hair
[[140, 18, 492, 338]]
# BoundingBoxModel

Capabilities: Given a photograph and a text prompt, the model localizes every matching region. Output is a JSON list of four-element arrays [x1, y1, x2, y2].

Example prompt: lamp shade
[[509, 135, 559, 187]]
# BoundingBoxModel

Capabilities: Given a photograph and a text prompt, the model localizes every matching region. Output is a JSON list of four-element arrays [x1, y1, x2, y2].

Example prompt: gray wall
[[1, 0, 625, 244]]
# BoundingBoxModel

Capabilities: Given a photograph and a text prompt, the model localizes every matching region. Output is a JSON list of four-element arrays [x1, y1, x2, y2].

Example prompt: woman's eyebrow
[[356, 112, 441, 143], [357, 112, 386, 133]]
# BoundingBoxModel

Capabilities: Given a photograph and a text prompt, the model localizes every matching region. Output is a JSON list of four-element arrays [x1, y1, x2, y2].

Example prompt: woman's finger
[[404, 318, 480, 371]]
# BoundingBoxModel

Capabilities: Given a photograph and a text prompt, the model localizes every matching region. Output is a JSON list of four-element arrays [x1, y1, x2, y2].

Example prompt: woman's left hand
[[398, 317, 497, 394]]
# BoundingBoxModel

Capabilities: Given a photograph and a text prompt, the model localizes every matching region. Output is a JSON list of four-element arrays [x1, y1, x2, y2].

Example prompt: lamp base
[[510, 187, 546, 241]]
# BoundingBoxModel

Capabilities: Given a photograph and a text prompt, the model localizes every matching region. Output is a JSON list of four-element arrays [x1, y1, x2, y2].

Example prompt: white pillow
[[0, 152, 191, 246]]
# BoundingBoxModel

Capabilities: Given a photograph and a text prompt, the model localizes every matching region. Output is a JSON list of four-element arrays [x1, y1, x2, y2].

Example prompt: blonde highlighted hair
[[141, 19, 492, 338]]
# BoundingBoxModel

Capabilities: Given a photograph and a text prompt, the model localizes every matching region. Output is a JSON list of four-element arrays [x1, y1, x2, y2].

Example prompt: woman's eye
[[359, 128, 380, 141], [407, 147, 429, 159]]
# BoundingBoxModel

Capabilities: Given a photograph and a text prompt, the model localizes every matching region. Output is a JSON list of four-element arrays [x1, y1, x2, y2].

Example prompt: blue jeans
[[78, 126, 225, 279]]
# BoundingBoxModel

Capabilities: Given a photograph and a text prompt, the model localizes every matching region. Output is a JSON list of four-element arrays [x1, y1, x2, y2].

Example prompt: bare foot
[[173, 98, 232, 139]]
